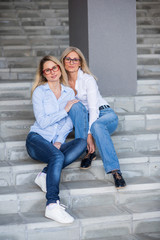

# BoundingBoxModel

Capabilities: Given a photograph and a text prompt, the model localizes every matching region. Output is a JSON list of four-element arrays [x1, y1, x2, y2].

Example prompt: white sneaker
[[45, 201, 74, 224], [35, 172, 47, 193]]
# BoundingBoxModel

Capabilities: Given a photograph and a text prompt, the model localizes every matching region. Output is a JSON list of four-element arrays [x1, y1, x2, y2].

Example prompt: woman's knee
[[49, 151, 65, 166], [69, 101, 87, 114]]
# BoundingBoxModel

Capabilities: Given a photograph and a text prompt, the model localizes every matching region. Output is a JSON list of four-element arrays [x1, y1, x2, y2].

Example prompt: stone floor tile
[[123, 199, 160, 220], [135, 232, 160, 240], [133, 218, 160, 234], [73, 204, 131, 222]]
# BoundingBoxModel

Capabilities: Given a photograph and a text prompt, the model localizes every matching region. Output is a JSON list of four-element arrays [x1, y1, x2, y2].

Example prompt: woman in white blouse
[[60, 47, 126, 189]]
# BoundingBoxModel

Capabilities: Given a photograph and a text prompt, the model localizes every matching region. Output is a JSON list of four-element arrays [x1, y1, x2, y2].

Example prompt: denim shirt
[[30, 83, 75, 143]]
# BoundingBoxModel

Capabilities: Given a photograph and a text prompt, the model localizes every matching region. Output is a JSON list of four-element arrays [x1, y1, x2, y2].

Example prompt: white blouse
[[75, 69, 109, 133]]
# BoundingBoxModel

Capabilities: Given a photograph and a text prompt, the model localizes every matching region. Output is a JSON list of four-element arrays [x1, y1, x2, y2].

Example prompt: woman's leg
[[69, 101, 97, 169], [90, 107, 126, 188], [68, 101, 89, 140], [90, 108, 120, 173], [26, 132, 64, 205], [60, 138, 87, 168]]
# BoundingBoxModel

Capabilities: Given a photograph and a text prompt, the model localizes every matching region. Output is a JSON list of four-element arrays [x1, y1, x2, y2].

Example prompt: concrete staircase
[[0, 0, 160, 239]]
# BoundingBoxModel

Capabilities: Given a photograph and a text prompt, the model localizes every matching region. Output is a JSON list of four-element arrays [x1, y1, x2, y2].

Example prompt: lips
[[68, 66, 76, 70], [51, 75, 57, 79]]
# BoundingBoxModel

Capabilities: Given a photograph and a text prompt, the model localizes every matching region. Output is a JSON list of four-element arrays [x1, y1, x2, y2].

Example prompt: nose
[[50, 69, 55, 74], [70, 60, 74, 65]]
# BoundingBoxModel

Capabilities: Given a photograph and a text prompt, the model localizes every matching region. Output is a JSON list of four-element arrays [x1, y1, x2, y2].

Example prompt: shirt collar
[[44, 83, 67, 92]]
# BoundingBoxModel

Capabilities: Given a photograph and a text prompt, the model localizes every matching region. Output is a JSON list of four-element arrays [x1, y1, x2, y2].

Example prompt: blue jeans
[[26, 132, 86, 205], [91, 108, 120, 173], [69, 102, 120, 174], [69, 101, 89, 140]]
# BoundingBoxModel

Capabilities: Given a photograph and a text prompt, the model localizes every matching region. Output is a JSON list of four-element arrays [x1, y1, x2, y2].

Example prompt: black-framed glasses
[[64, 57, 80, 64], [43, 65, 60, 75]]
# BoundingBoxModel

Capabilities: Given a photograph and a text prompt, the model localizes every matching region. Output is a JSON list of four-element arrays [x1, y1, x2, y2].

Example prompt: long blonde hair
[[60, 46, 97, 79], [31, 55, 68, 96]]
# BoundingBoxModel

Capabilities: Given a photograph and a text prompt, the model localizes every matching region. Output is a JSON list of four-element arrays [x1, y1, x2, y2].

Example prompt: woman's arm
[[55, 116, 73, 144], [86, 76, 100, 153], [86, 76, 100, 133]]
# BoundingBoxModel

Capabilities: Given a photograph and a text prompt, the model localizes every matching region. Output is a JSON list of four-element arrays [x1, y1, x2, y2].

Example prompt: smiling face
[[64, 51, 81, 74], [43, 60, 61, 83]]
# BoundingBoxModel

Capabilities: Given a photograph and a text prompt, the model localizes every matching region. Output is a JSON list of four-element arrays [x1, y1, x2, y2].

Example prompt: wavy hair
[[31, 55, 68, 96], [60, 46, 97, 79]]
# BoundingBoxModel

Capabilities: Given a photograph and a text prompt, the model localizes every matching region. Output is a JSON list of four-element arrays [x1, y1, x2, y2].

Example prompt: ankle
[[111, 170, 121, 175]]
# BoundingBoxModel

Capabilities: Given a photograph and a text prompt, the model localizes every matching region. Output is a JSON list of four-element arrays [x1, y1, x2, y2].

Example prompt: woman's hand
[[87, 134, 95, 154], [65, 99, 79, 112], [53, 142, 61, 149]]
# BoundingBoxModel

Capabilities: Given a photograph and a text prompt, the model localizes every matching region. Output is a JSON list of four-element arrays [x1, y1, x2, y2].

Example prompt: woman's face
[[43, 61, 61, 83], [64, 51, 81, 73]]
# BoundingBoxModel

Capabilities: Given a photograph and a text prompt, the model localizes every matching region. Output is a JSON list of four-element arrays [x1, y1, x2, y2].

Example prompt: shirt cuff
[[55, 135, 66, 144]]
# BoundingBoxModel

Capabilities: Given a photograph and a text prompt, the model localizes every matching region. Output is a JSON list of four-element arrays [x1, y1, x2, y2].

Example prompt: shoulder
[[32, 84, 46, 97], [78, 69, 96, 84]]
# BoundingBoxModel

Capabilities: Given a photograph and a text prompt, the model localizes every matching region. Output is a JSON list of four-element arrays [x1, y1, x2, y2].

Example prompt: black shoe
[[80, 151, 96, 169], [112, 171, 126, 189]]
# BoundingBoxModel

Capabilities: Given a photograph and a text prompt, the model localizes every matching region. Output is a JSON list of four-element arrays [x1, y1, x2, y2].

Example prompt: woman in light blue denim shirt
[[26, 55, 86, 224]]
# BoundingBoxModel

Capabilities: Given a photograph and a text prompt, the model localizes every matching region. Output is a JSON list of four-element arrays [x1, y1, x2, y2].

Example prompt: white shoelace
[[48, 200, 67, 210]]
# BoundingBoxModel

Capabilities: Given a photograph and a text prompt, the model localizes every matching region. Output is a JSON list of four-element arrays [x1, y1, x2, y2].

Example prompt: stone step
[[0, 68, 36, 80], [107, 95, 160, 113], [0, 9, 68, 19], [1, 77, 160, 96], [8, 149, 159, 179], [136, 9, 160, 18], [137, 34, 160, 44], [1, 110, 160, 139], [137, 54, 160, 65], [0, 176, 160, 214], [0, 94, 160, 114], [137, 65, 160, 78], [0, 44, 68, 57], [0, 195, 159, 240], [0, 2, 68, 12], [0, 56, 40, 68], [137, 2, 160, 9], [137, 79, 160, 95], [0, 17, 68, 28], [0, 25, 69, 36], [0, 81, 32, 98], [137, 26, 160, 35], [137, 16, 160, 26], [0, 35, 69, 46], [137, 44, 160, 54], [1, 125, 160, 160], [0, 51, 65, 68], [86, 233, 160, 240]]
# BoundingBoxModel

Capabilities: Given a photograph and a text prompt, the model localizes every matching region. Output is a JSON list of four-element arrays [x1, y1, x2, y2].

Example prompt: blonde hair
[[31, 55, 68, 96], [60, 46, 97, 79]]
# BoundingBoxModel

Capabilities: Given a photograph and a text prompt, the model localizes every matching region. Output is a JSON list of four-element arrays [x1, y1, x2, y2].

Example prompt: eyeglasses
[[64, 57, 80, 64], [43, 65, 60, 75]]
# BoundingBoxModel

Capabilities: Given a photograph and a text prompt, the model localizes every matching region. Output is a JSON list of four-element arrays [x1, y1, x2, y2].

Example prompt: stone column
[[69, 0, 137, 96]]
